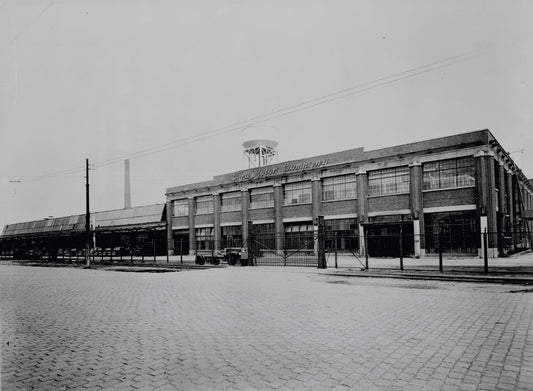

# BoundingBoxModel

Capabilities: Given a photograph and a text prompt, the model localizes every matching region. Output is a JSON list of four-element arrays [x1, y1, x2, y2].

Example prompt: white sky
[[1, 0, 532, 229]]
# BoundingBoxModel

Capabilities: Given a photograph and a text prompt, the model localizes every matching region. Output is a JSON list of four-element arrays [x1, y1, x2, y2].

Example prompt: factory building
[[165, 129, 533, 258], [1, 129, 532, 262]]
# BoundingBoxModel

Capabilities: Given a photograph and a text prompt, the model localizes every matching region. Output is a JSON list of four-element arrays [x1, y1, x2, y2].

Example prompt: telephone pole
[[85, 158, 91, 267]]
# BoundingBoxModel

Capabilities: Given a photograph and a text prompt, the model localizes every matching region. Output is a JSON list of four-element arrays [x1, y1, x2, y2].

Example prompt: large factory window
[[173, 199, 189, 216], [283, 181, 312, 205], [195, 227, 213, 250], [250, 187, 274, 209], [221, 226, 242, 248], [423, 157, 475, 190], [220, 192, 241, 212], [424, 210, 478, 254], [322, 174, 357, 201], [195, 196, 213, 215], [368, 166, 410, 196]]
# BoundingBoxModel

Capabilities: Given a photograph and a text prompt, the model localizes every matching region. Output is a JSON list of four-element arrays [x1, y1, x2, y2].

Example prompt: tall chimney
[[124, 159, 131, 209]]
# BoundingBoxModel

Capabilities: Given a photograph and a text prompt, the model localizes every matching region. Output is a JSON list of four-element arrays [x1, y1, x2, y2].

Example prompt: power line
[[20, 46, 489, 182], [94, 47, 487, 168]]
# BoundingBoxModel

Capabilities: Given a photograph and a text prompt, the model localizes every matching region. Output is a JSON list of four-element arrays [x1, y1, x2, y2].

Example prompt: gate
[[248, 233, 318, 267]]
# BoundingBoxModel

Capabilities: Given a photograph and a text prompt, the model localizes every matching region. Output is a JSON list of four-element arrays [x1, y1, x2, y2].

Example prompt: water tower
[[241, 125, 279, 168], [242, 139, 278, 168]]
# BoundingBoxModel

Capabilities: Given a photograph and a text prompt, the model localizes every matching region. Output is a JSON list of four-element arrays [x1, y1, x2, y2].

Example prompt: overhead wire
[[19, 46, 489, 183]]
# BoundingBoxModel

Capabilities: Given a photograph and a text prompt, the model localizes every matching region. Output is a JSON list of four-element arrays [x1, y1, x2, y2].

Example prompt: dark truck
[[194, 247, 248, 266]]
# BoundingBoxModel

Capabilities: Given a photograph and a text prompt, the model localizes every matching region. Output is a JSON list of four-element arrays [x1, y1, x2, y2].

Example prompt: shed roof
[[1, 204, 166, 238]]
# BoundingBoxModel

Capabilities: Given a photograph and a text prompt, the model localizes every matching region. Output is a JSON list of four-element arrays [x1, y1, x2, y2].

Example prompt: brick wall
[[282, 204, 313, 219], [172, 216, 189, 228], [220, 211, 243, 224], [368, 195, 410, 212], [321, 200, 357, 216], [422, 188, 476, 208], [194, 214, 214, 226], [249, 209, 275, 222]]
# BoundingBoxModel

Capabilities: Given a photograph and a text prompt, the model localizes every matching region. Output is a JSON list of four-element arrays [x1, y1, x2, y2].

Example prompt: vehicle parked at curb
[[195, 247, 247, 266]]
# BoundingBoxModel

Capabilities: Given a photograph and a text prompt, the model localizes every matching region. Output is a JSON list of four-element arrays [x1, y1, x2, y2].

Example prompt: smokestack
[[124, 159, 131, 209]]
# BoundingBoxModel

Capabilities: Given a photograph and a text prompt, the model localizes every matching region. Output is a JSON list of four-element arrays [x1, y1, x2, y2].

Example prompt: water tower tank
[[241, 125, 279, 168]]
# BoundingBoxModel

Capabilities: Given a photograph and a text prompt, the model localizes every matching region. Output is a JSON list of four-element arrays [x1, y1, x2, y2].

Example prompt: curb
[[322, 271, 533, 285]]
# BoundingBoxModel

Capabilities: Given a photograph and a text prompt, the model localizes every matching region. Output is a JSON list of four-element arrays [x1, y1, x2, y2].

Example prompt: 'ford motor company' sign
[[232, 159, 329, 182]]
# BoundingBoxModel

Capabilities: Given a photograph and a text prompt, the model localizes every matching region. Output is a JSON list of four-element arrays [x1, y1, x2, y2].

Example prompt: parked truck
[[194, 247, 247, 266]]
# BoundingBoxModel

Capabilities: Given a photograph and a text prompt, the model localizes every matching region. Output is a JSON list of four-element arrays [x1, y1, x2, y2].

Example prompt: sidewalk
[[323, 251, 533, 285]]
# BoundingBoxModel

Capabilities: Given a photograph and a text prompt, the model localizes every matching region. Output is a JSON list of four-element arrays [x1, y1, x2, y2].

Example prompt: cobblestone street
[[1, 264, 532, 390]]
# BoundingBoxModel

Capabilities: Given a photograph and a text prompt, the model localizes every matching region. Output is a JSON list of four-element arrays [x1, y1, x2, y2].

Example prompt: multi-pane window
[[324, 218, 358, 252], [423, 157, 475, 190], [173, 199, 189, 216], [221, 226, 242, 248], [368, 166, 410, 196], [283, 181, 312, 205], [195, 227, 213, 250], [322, 175, 357, 201], [424, 211, 478, 254], [250, 187, 274, 209], [220, 192, 241, 212], [285, 223, 314, 250], [195, 195, 213, 215]]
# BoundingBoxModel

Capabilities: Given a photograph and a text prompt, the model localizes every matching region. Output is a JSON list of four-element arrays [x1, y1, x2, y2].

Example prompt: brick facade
[[165, 130, 533, 258]]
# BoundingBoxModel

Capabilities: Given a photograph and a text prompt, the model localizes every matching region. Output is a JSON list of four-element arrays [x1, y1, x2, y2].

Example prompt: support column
[[241, 188, 250, 246], [506, 170, 515, 251], [311, 175, 322, 223], [410, 161, 423, 257], [356, 169, 368, 256], [166, 201, 174, 256], [498, 162, 507, 255], [475, 152, 498, 257], [213, 192, 221, 250], [188, 196, 195, 255], [274, 183, 284, 254]]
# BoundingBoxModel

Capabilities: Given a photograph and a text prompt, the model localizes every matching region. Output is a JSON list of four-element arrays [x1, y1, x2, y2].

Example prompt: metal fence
[[324, 230, 532, 273], [1, 229, 531, 272]]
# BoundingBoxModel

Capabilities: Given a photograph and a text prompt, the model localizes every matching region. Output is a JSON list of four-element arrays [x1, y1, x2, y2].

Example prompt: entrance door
[[365, 223, 414, 257]]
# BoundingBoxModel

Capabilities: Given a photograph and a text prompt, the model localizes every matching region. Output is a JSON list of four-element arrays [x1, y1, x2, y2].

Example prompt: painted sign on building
[[232, 159, 329, 182]]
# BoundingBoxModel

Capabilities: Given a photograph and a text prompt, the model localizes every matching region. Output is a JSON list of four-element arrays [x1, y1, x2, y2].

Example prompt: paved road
[[1, 264, 532, 390]]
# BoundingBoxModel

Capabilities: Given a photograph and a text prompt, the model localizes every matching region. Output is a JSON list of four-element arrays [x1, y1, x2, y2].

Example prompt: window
[[368, 166, 410, 196], [173, 199, 189, 216], [221, 225, 242, 248], [195, 196, 213, 215], [250, 187, 274, 209], [322, 175, 356, 201], [283, 181, 312, 205], [423, 157, 475, 190], [284, 223, 314, 250], [195, 227, 213, 250], [324, 218, 358, 252], [424, 211, 478, 254], [220, 192, 241, 212]]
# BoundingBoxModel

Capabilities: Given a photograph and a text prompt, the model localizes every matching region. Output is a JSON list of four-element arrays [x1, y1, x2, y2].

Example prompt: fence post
[[483, 228, 489, 273], [399, 228, 403, 271], [364, 231, 369, 270], [334, 232, 338, 269], [438, 228, 443, 273], [180, 238, 183, 264], [130, 244, 133, 264], [141, 243, 145, 263], [211, 240, 215, 265], [317, 216, 326, 269]]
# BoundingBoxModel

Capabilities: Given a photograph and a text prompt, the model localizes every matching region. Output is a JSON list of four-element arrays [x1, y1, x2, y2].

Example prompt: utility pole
[[85, 158, 91, 268]]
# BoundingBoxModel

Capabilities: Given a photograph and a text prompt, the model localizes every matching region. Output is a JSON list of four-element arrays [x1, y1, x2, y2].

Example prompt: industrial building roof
[[1, 204, 166, 238]]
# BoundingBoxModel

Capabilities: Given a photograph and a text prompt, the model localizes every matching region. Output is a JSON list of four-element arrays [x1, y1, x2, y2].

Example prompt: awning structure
[[1, 204, 166, 239]]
